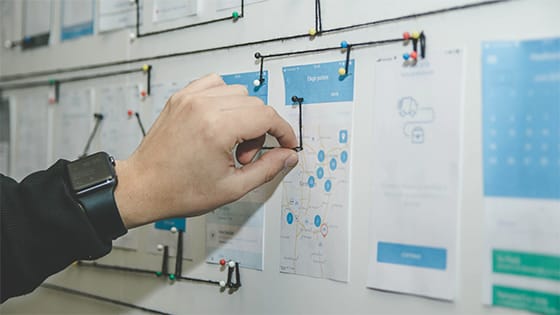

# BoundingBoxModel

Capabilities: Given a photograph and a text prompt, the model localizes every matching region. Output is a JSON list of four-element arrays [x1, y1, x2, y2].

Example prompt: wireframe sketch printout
[[204, 71, 270, 270], [367, 49, 464, 300], [14, 93, 49, 181], [482, 38, 560, 314], [61, 0, 94, 41], [280, 60, 354, 281], [99, 0, 141, 32], [153, 0, 197, 23], [52, 89, 92, 161]]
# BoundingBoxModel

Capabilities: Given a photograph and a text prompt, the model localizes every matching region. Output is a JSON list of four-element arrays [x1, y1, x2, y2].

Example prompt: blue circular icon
[[317, 150, 325, 162], [330, 158, 337, 171], [324, 179, 332, 192], [314, 215, 321, 227], [316, 167, 324, 179], [287, 213, 294, 224], [340, 151, 348, 163], [308, 176, 315, 188]]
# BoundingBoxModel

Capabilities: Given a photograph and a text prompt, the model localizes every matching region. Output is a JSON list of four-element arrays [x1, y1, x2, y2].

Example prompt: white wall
[[1, 0, 559, 314]]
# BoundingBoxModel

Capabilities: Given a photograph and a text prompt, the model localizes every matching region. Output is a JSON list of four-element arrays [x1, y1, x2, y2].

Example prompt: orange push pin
[[403, 32, 410, 40], [127, 109, 134, 117], [140, 90, 147, 97]]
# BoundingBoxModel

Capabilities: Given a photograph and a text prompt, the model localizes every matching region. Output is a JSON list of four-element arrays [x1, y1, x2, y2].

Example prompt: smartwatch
[[66, 152, 127, 241]]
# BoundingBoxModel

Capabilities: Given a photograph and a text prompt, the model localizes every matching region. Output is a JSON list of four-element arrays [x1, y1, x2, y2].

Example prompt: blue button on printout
[[155, 218, 186, 232], [377, 242, 447, 270]]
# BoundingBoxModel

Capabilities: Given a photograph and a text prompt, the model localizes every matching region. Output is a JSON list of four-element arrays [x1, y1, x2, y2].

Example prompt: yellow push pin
[[411, 31, 420, 40], [142, 64, 150, 72], [338, 67, 346, 76], [308, 28, 317, 37]]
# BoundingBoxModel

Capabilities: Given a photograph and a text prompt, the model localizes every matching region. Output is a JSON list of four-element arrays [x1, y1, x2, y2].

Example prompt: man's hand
[[114, 74, 299, 228]]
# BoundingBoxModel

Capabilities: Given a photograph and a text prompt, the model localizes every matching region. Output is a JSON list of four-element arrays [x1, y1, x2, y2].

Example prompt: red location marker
[[219, 259, 226, 266]]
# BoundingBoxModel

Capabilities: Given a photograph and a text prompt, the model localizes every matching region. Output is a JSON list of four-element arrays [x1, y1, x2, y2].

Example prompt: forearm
[[0, 161, 111, 302]]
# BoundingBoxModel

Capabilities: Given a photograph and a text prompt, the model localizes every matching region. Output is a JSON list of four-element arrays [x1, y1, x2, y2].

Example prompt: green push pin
[[156, 271, 162, 277], [169, 274, 176, 281], [231, 11, 239, 20], [48, 79, 56, 85]]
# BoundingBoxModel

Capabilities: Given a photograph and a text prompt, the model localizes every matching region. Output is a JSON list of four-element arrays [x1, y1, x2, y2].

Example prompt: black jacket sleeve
[[0, 160, 112, 303]]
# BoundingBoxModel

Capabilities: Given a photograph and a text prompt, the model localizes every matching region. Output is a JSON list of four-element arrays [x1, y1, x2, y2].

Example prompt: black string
[[160, 245, 169, 276], [134, 0, 244, 38], [134, 112, 147, 137], [76, 261, 221, 286], [80, 113, 104, 158], [0, 0, 510, 83], [344, 45, 352, 74], [315, 0, 323, 33], [262, 96, 303, 152], [41, 283, 172, 315], [174, 231, 184, 278]]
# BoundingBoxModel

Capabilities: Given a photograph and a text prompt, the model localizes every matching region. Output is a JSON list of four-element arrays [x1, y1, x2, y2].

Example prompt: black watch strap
[[80, 185, 127, 241]]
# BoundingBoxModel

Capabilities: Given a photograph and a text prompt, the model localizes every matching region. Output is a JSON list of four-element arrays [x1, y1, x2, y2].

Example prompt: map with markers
[[279, 60, 354, 281]]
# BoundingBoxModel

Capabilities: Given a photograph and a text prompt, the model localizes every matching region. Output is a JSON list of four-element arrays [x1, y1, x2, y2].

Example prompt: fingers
[[236, 135, 266, 165], [181, 73, 225, 94], [216, 101, 298, 149], [197, 84, 248, 98], [233, 148, 299, 193]]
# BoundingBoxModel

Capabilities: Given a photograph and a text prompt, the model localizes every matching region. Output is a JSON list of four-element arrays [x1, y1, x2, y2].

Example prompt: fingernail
[[284, 153, 299, 168]]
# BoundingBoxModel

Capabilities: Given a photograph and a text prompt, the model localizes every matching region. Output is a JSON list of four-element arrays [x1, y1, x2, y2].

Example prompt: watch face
[[68, 152, 115, 192]]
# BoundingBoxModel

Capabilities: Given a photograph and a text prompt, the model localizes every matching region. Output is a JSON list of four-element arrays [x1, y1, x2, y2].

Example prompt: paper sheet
[[52, 89, 92, 161], [61, 0, 94, 41], [147, 81, 181, 130], [206, 190, 266, 270], [153, 0, 197, 23], [216, 0, 266, 11], [366, 49, 464, 300], [13, 93, 49, 182], [279, 60, 354, 281], [24, 0, 51, 37], [482, 38, 560, 314], [98, 85, 143, 160], [99, 0, 141, 33], [0, 98, 9, 175]]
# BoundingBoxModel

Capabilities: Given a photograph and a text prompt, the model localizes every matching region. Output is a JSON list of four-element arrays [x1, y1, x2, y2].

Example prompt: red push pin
[[219, 259, 226, 266], [403, 32, 410, 40], [410, 51, 418, 60], [127, 109, 134, 117], [140, 90, 147, 98]]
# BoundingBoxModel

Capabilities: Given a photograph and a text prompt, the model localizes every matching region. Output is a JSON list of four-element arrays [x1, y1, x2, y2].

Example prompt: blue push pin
[[340, 40, 349, 49], [402, 52, 410, 61]]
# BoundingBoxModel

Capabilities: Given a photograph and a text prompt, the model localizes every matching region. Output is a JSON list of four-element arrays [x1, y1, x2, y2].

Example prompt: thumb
[[233, 148, 299, 193]]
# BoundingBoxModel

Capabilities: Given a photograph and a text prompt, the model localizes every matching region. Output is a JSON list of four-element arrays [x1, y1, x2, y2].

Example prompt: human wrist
[[114, 159, 158, 229]]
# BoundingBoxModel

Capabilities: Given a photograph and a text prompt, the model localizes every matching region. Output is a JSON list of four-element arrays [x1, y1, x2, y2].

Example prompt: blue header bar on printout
[[155, 218, 186, 232], [283, 60, 355, 105], [222, 71, 268, 104]]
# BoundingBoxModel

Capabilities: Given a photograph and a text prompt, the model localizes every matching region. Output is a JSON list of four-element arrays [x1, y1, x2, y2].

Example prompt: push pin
[[4, 40, 13, 49], [411, 31, 420, 40], [410, 51, 418, 60], [219, 280, 226, 288], [127, 109, 134, 117], [340, 41, 349, 49], [169, 274, 176, 281], [338, 67, 347, 76], [140, 90, 147, 98], [156, 244, 164, 251], [219, 259, 227, 266], [170, 226, 178, 234], [403, 32, 411, 40], [402, 53, 410, 61], [141, 64, 150, 72], [228, 260, 236, 268], [232, 11, 240, 20], [253, 78, 264, 87], [308, 28, 317, 37], [129, 32, 136, 42]]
